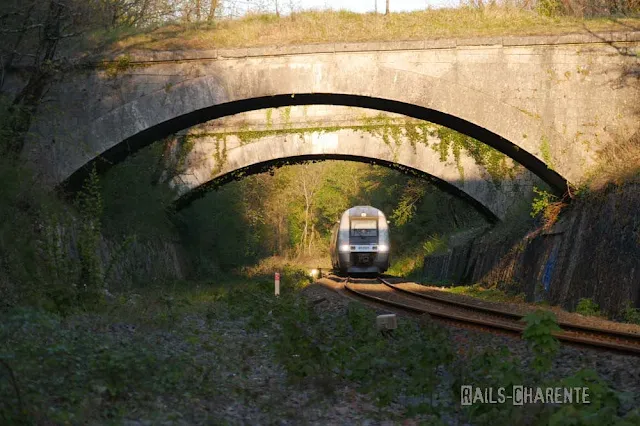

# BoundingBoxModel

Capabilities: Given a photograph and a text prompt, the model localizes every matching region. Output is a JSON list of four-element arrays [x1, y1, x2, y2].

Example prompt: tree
[[208, 0, 219, 21], [1, 0, 98, 155], [293, 163, 326, 256], [385, 0, 390, 15]]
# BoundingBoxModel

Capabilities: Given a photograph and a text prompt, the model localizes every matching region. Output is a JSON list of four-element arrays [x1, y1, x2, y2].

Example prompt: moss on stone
[[103, 55, 132, 78], [280, 106, 292, 128], [540, 136, 555, 170], [517, 107, 542, 120], [265, 108, 273, 129], [179, 113, 522, 184], [175, 135, 197, 173], [101, 55, 151, 78], [210, 138, 228, 177]]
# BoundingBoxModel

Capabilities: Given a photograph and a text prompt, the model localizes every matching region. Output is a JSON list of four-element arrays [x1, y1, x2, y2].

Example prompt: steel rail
[[334, 276, 640, 356], [378, 277, 640, 344]]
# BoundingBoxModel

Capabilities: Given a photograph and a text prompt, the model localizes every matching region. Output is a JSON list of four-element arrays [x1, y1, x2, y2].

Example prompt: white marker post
[[274, 272, 280, 296]]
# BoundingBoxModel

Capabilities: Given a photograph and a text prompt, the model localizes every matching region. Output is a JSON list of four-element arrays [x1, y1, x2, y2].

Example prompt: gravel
[[305, 280, 640, 419], [61, 280, 640, 424]]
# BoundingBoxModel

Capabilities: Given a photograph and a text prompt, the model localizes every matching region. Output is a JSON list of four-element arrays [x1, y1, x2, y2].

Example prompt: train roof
[[343, 205, 386, 218]]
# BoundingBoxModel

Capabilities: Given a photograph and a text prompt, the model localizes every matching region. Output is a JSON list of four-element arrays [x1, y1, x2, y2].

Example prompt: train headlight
[[339, 244, 351, 252], [378, 244, 389, 252]]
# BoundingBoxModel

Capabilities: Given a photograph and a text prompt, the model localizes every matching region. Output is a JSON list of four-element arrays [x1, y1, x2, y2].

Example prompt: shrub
[[522, 309, 561, 373], [530, 186, 566, 230], [575, 298, 601, 316], [537, 0, 566, 17], [272, 300, 453, 409], [622, 301, 640, 325]]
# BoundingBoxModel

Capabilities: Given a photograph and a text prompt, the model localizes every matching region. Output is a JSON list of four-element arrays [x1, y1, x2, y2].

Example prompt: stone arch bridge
[[11, 31, 640, 217], [164, 106, 539, 221]]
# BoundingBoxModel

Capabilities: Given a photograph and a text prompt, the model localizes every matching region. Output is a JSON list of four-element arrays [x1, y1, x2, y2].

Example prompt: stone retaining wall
[[422, 183, 640, 314]]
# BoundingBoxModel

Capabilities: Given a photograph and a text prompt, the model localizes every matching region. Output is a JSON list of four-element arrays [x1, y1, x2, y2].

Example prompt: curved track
[[330, 275, 640, 356]]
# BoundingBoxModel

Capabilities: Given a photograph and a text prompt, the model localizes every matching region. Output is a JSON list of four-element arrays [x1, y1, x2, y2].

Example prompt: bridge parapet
[[95, 31, 640, 63]]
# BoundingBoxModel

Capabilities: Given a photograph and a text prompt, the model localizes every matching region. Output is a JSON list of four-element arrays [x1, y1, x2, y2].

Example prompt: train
[[330, 205, 390, 275]]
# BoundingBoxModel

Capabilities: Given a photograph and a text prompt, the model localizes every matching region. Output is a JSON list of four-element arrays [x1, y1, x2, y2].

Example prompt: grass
[[0, 273, 312, 424], [623, 301, 640, 325], [3, 271, 640, 424], [85, 7, 640, 53], [446, 283, 526, 303], [0, 270, 457, 423], [387, 251, 425, 280], [575, 297, 602, 316], [581, 134, 640, 192]]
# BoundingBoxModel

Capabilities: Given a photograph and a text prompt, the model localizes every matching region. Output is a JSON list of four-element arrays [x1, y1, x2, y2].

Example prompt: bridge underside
[[166, 128, 540, 221]]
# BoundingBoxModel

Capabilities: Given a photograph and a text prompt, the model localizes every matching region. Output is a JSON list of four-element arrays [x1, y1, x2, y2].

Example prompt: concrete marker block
[[377, 314, 397, 330]]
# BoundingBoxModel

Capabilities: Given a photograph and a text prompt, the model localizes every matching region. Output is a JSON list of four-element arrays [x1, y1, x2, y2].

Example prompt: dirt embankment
[[422, 182, 640, 315]]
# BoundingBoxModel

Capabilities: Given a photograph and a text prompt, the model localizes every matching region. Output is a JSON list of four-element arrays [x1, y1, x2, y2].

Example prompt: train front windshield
[[350, 219, 378, 237]]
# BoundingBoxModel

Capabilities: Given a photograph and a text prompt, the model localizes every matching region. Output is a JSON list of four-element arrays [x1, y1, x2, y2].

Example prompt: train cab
[[330, 205, 390, 275]]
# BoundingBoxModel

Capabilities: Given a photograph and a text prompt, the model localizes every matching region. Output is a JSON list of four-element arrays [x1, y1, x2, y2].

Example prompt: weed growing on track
[[221, 274, 455, 412], [0, 307, 206, 423]]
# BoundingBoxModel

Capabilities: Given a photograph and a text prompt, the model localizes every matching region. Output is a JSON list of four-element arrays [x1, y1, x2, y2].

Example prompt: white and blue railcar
[[330, 206, 390, 275]]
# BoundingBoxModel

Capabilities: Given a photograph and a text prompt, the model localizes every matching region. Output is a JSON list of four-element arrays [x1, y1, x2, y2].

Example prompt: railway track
[[328, 275, 640, 356]]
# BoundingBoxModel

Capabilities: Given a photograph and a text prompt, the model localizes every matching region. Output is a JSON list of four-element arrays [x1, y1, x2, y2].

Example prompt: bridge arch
[[178, 153, 501, 222], [166, 127, 539, 221], [39, 54, 577, 196], [60, 92, 564, 194]]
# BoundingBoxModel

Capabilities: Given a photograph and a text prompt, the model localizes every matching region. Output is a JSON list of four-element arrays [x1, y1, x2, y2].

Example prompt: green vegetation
[[180, 114, 522, 185], [178, 159, 487, 276], [359, 114, 523, 183], [388, 234, 449, 279], [622, 301, 640, 325], [0, 100, 114, 314], [273, 296, 454, 409], [575, 297, 602, 316], [447, 283, 526, 303], [102, 54, 132, 78], [547, 369, 639, 426], [0, 273, 309, 424], [422, 235, 448, 256], [457, 310, 640, 424], [530, 186, 556, 218], [0, 92, 490, 305], [539, 136, 555, 170], [3, 272, 639, 424], [522, 310, 562, 373], [530, 185, 565, 230], [2, 1, 640, 421], [100, 143, 178, 242]]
